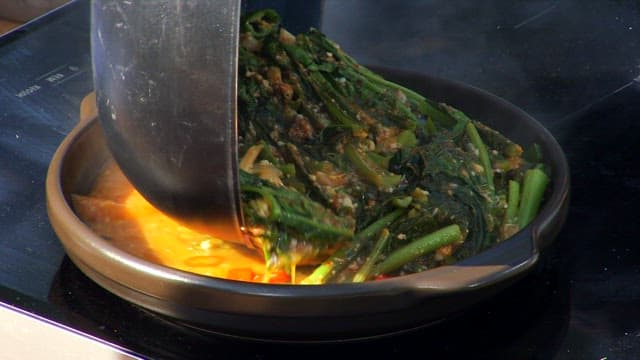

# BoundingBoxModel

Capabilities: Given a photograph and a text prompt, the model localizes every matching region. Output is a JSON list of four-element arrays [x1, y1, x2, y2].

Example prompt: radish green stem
[[373, 224, 462, 276]]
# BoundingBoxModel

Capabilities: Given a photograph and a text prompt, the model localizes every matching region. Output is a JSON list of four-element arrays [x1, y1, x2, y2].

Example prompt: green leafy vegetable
[[235, 9, 550, 283]]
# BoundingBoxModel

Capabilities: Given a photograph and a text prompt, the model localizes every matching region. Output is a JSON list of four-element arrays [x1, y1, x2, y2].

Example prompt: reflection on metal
[[91, 0, 245, 244]]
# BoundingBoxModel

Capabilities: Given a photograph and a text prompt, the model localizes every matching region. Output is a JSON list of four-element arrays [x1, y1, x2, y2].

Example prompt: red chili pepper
[[266, 270, 292, 284]]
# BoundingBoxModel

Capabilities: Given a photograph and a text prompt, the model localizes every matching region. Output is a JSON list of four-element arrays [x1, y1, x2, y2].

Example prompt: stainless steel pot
[[91, 0, 247, 244]]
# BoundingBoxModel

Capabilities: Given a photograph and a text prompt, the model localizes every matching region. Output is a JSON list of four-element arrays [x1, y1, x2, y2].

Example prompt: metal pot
[[91, 0, 246, 244]]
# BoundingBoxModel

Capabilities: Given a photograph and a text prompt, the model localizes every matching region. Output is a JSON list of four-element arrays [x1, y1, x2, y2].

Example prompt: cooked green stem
[[354, 209, 405, 243], [516, 167, 549, 228], [308, 31, 453, 127], [301, 209, 404, 284], [352, 228, 391, 282], [299, 248, 345, 285], [505, 180, 521, 224], [373, 224, 462, 276], [466, 122, 494, 192], [441, 104, 470, 138], [304, 71, 364, 130], [344, 144, 402, 190]]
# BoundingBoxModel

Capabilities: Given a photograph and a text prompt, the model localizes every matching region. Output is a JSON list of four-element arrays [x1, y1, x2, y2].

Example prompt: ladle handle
[[91, 0, 246, 244]]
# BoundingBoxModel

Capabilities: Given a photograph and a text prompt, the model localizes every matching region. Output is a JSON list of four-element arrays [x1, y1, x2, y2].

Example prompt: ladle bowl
[[91, 0, 247, 245]]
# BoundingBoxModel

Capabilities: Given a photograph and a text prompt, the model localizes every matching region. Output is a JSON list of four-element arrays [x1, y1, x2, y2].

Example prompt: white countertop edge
[[0, 302, 144, 360]]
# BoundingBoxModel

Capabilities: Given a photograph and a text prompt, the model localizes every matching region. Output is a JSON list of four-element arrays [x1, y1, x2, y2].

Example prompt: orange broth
[[72, 160, 300, 283]]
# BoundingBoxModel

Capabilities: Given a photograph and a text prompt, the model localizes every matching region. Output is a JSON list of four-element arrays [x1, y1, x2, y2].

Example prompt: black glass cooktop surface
[[1, 1, 639, 359]]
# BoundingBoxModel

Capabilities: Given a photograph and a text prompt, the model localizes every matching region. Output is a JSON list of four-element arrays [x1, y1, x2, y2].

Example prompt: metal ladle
[[91, 0, 248, 246]]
